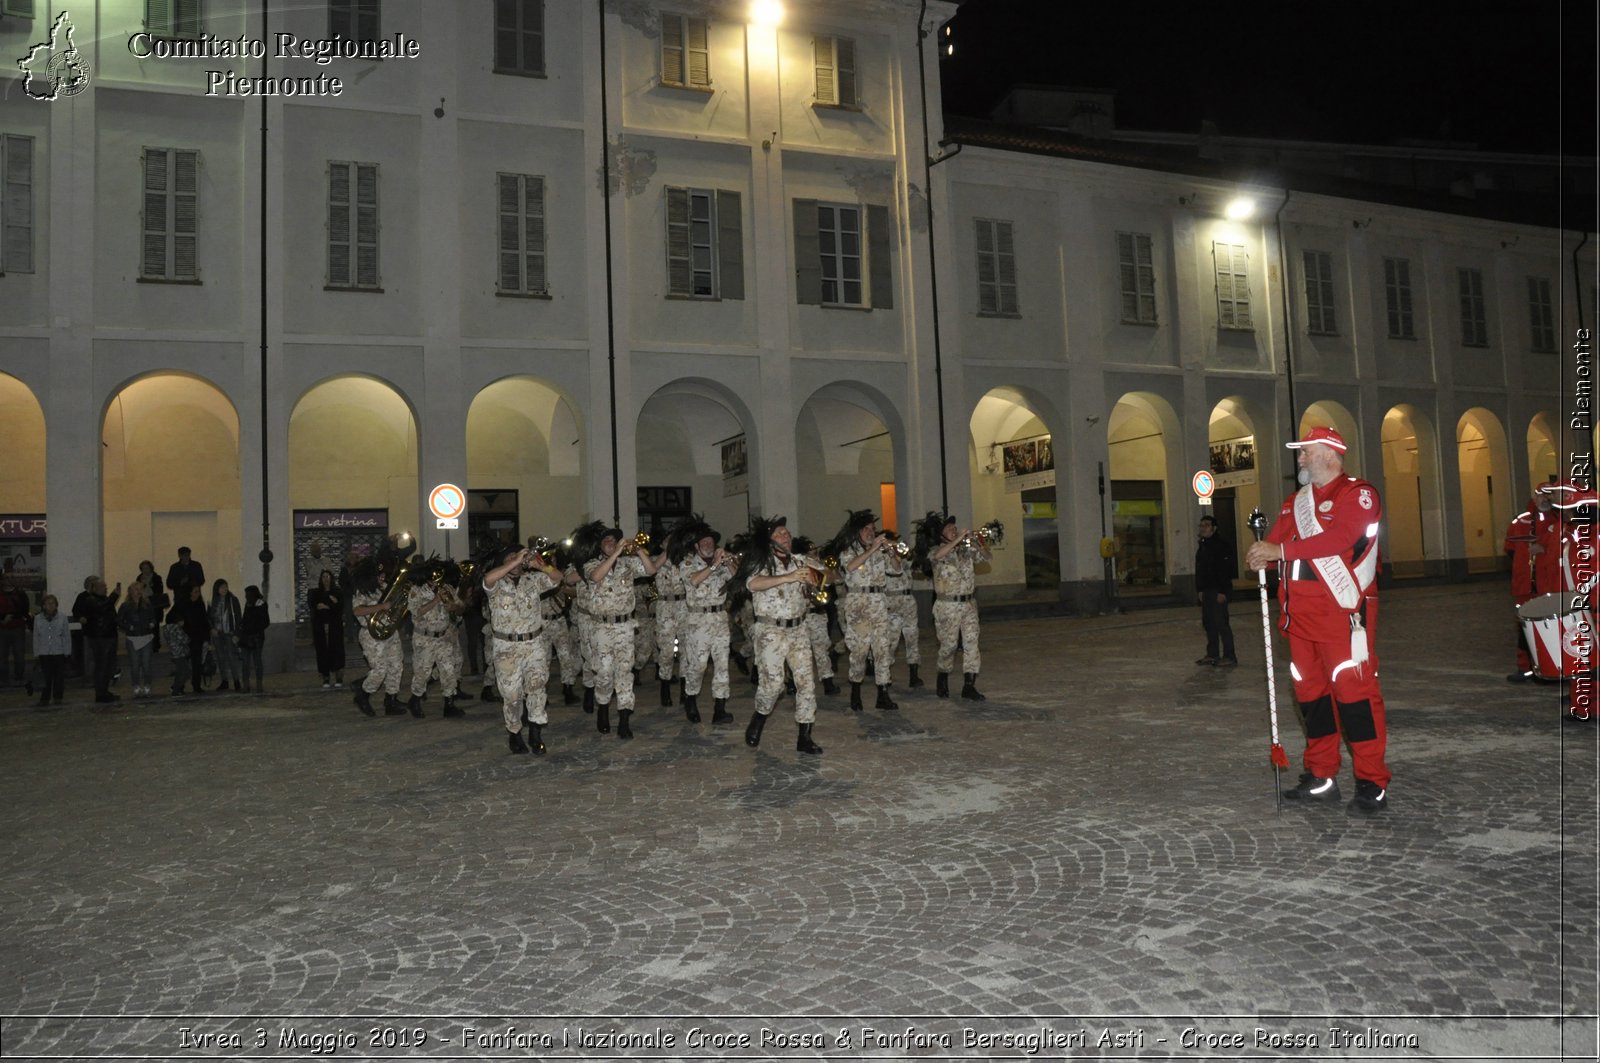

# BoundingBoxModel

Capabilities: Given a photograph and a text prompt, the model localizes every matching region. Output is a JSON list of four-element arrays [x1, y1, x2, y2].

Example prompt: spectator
[[173, 585, 211, 694], [209, 578, 244, 693], [237, 585, 270, 694], [0, 574, 29, 691], [338, 551, 360, 639], [165, 547, 205, 604], [32, 593, 68, 707], [117, 581, 160, 698], [74, 575, 121, 706], [134, 560, 168, 652], [308, 569, 346, 688], [1194, 514, 1238, 667]]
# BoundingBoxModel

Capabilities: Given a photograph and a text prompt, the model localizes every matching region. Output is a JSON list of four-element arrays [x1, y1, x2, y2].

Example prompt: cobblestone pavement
[[0, 583, 1595, 1062]]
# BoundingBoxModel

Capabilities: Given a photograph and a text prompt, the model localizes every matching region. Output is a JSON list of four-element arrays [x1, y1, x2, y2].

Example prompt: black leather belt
[[855, 585, 886, 594], [939, 593, 975, 603], [889, 589, 911, 595], [493, 630, 542, 642], [757, 616, 805, 628], [657, 594, 685, 602], [692, 604, 725, 613], [596, 613, 633, 624]]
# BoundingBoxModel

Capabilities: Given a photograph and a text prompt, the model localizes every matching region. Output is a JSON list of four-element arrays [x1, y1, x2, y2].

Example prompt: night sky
[[939, 0, 1594, 158]]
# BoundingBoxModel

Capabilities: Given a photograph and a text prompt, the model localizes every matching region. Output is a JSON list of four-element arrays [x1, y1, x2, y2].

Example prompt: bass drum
[[1516, 592, 1594, 679]]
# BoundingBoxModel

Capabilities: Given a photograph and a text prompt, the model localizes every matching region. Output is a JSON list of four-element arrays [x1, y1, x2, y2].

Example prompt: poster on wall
[[0, 515, 47, 601], [1003, 434, 1055, 494], [721, 435, 748, 498], [1209, 435, 1256, 488]]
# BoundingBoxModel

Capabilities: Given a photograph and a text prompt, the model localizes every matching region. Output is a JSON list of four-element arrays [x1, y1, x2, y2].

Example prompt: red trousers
[[1286, 602, 1391, 788]]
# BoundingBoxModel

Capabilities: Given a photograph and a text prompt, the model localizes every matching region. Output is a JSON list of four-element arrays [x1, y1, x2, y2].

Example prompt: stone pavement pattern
[[0, 583, 1595, 1061]]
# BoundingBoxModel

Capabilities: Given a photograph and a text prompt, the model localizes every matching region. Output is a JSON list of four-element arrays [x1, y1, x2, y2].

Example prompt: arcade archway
[[0, 374, 47, 600], [795, 385, 901, 543], [1108, 392, 1180, 589], [1457, 408, 1510, 573], [468, 376, 585, 553], [1382, 404, 1442, 577], [634, 381, 752, 542], [969, 388, 1057, 590]]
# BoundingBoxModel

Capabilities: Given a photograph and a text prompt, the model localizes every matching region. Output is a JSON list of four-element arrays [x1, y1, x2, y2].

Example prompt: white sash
[[1292, 484, 1368, 664]]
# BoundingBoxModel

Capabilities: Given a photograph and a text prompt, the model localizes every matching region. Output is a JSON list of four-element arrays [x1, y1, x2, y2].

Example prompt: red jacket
[[1265, 475, 1382, 642]]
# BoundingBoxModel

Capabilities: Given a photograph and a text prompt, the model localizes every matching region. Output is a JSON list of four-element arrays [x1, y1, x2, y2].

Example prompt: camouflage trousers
[[633, 610, 656, 670], [410, 631, 461, 697], [592, 619, 637, 711], [544, 614, 578, 685], [804, 612, 833, 679], [655, 602, 688, 681], [480, 621, 498, 688], [681, 609, 731, 698], [887, 592, 920, 665], [933, 600, 981, 675], [842, 593, 896, 683], [358, 631, 403, 695], [754, 622, 817, 723], [576, 613, 596, 687], [494, 634, 550, 731]]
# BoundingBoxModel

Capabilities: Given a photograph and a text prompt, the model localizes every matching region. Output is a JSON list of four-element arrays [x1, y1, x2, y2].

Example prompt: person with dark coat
[[177, 585, 212, 693], [165, 547, 205, 604], [308, 569, 346, 688], [237, 585, 270, 693], [1194, 514, 1238, 666], [74, 576, 122, 705]]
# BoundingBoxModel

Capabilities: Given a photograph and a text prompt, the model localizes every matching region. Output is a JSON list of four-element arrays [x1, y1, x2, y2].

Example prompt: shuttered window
[[1213, 242, 1251, 330], [813, 35, 858, 108], [1458, 267, 1488, 347], [0, 134, 33, 274], [795, 200, 890, 309], [2, 1, 37, 17], [141, 148, 199, 281], [329, 0, 380, 40], [1116, 231, 1157, 324], [497, 173, 547, 296], [664, 186, 742, 299], [1302, 250, 1336, 335], [975, 218, 1018, 316], [1528, 276, 1556, 353], [146, 0, 201, 38], [661, 13, 710, 88], [493, 0, 544, 76], [1383, 257, 1415, 338], [327, 161, 379, 290]]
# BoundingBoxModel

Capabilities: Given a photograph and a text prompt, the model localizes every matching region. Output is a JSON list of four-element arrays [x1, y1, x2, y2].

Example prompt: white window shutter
[[686, 17, 710, 87], [661, 15, 684, 85], [497, 173, 521, 292], [142, 149, 168, 277], [328, 163, 350, 286], [665, 186, 692, 295], [2, 135, 33, 273], [996, 221, 1017, 314], [525, 176, 546, 294], [813, 36, 835, 104], [355, 163, 378, 286]]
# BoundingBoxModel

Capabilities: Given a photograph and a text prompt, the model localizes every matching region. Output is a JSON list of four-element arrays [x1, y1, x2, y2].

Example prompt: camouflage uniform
[[408, 585, 461, 698], [839, 541, 898, 682], [803, 601, 834, 684], [883, 562, 920, 667], [748, 556, 817, 723], [540, 588, 578, 686], [486, 570, 554, 732], [584, 554, 644, 711], [653, 561, 689, 681], [734, 600, 757, 662], [354, 589, 403, 695], [932, 546, 982, 675], [631, 576, 656, 673], [571, 565, 596, 691], [679, 555, 733, 698]]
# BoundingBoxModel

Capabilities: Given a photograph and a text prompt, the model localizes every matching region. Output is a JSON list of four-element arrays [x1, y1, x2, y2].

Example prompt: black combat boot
[[876, 684, 899, 711], [683, 692, 701, 723], [677, 678, 687, 704], [354, 688, 376, 717], [961, 673, 986, 701], [749, 666, 759, 687], [596, 701, 611, 734], [660, 679, 674, 707], [617, 710, 633, 740], [508, 729, 529, 754], [408, 694, 424, 718], [454, 688, 476, 701], [480, 685, 502, 702], [744, 711, 768, 747], [443, 696, 464, 718], [632, 667, 641, 688], [527, 723, 546, 755], [712, 698, 733, 723], [796, 723, 823, 755], [384, 693, 406, 716], [562, 683, 577, 705], [850, 681, 864, 712], [936, 672, 950, 697], [583, 686, 595, 714], [731, 649, 748, 676], [822, 676, 840, 696], [907, 664, 924, 688]]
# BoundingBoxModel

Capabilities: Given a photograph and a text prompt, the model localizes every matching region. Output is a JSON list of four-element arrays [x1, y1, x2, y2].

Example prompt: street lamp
[[1224, 196, 1256, 221], [749, 0, 784, 26]]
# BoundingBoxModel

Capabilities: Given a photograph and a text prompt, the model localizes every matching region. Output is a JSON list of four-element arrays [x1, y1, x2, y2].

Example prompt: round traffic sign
[[1192, 470, 1215, 499], [428, 483, 466, 520]]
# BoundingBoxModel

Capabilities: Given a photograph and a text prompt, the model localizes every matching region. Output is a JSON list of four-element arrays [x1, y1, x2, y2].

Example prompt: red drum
[[1517, 592, 1595, 679]]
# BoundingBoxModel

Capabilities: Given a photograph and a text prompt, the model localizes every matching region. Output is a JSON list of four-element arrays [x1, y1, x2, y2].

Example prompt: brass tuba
[[366, 558, 414, 640]]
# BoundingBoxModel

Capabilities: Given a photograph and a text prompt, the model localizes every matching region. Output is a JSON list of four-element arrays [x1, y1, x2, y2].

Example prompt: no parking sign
[[1192, 470, 1215, 506]]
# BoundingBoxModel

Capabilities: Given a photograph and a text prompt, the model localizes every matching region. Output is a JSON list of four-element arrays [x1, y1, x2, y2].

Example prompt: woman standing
[[237, 586, 270, 694], [117, 582, 160, 697], [209, 579, 244, 692], [308, 569, 346, 688], [32, 594, 69, 707], [165, 587, 209, 695]]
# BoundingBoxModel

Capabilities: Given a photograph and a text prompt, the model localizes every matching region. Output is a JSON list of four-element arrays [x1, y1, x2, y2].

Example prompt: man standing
[[349, 559, 405, 717], [75, 576, 122, 706], [916, 513, 992, 700], [0, 574, 29, 690], [483, 546, 558, 754], [740, 515, 823, 755], [1194, 514, 1238, 667], [165, 547, 205, 603], [1503, 491, 1551, 682], [406, 563, 462, 719], [1246, 426, 1390, 814], [883, 534, 924, 687], [583, 526, 661, 740], [679, 521, 736, 724], [829, 510, 902, 712]]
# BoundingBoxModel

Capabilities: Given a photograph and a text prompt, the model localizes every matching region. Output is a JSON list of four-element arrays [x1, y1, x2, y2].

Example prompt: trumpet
[[620, 531, 651, 556], [802, 555, 837, 606], [889, 540, 912, 559], [527, 537, 562, 568]]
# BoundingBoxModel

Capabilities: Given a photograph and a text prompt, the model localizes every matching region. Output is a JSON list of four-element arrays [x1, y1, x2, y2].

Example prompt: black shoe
[[454, 688, 476, 701], [731, 650, 749, 676], [850, 681, 864, 712], [1195, 656, 1219, 666], [233, 681, 243, 692], [25, 681, 34, 696], [583, 686, 595, 714], [745, 711, 768, 747], [961, 673, 986, 701], [596, 701, 610, 734], [443, 697, 465, 718], [1350, 778, 1387, 813], [408, 695, 424, 719], [875, 684, 898, 711], [936, 672, 950, 698], [822, 677, 840, 696], [907, 665, 924, 688], [1216, 657, 1238, 668], [528, 723, 546, 755], [660, 679, 674, 707], [749, 666, 758, 687], [563, 684, 577, 705], [617, 710, 633, 740], [479, 685, 502, 702], [508, 729, 530, 754], [796, 722, 823, 755], [683, 692, 701, 723], [1283, 772, 1342, 802], [712, 698, 733, 724], [1506, 670, 1536, 683], [384, 693, 406, 716], [632, 667, 641, 689]]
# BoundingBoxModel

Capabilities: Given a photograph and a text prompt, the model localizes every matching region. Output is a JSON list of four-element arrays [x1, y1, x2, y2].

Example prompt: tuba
[[366, 558, 414, 640], [805, 555, 838, 605]]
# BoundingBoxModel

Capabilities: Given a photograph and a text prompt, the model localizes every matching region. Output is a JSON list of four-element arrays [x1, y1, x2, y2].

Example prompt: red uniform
[[1265, 474, 1390, 789], [1503, 503, 1540, 675], [1538, 482, 1598, 720]]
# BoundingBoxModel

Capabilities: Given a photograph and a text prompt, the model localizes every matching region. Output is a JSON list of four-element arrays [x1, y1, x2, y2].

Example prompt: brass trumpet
[[889, 540, 912, 559], [620, 531, 651, 556], [804, 555, 838, 605]]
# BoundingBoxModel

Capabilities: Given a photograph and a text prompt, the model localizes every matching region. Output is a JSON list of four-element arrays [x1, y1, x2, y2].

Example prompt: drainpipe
[[917, 0, 953, 515], [598, 0, 621, 525], [258, 1, 273, 591], [1273, 189, 1297, 448]]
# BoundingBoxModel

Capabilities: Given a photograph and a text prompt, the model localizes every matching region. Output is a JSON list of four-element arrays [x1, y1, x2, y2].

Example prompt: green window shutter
[[522, 0, 544, 74], [867, 202, 892, 310], [716, 189, 743, 300], [173, 150, 198, 279], [665, 187, 692, 296], [793, 198, 821, 305], [995, 220, 1017, 314], [146, 0, 171, 34]]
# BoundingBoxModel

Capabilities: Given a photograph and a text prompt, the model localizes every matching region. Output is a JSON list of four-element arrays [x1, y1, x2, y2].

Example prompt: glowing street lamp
[[1224, 196, 1256, 221], [749, 0, 784, 26]]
